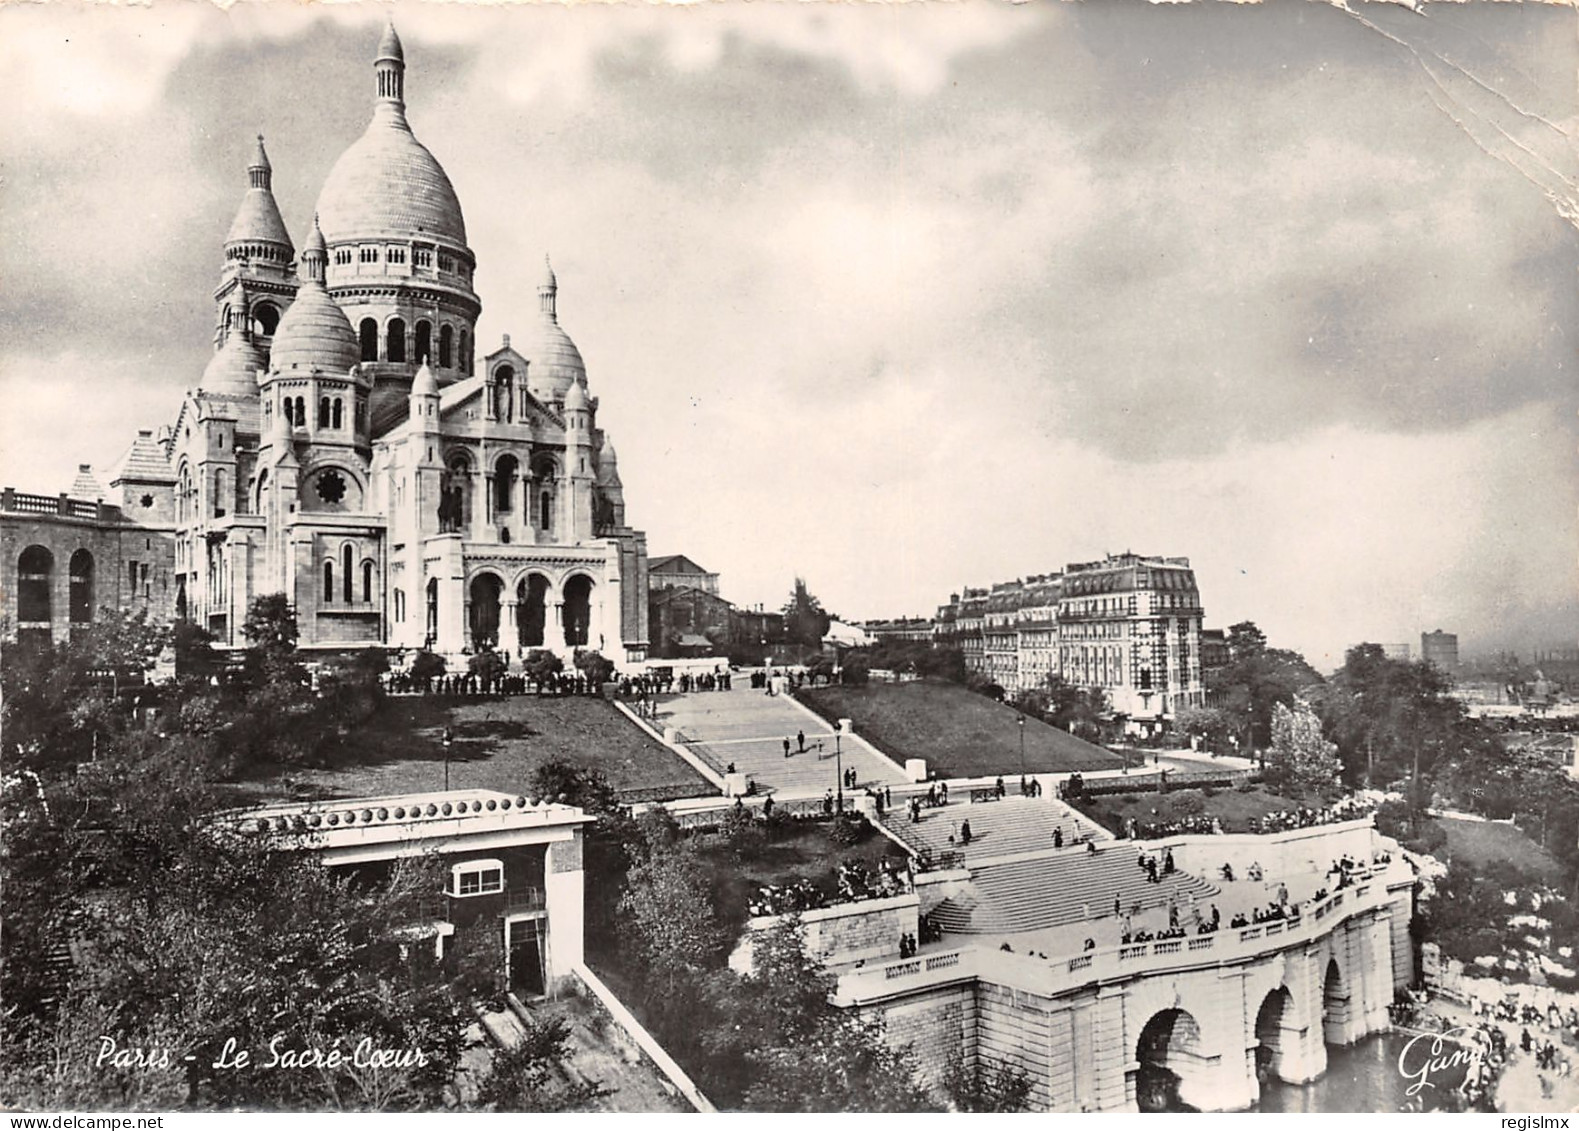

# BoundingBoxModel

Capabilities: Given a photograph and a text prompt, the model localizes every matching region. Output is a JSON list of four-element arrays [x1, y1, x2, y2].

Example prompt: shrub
[[827, 815, 866, 847]]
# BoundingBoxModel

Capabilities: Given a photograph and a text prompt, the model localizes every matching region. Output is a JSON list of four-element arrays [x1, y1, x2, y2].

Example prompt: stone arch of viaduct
[[854, 895, 1402, 1112]]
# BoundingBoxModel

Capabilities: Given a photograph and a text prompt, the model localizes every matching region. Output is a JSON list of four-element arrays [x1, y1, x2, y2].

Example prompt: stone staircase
[[880, 795, 1106, 863], [927, 847, 1218, 935], [653, 690, 906, 795]]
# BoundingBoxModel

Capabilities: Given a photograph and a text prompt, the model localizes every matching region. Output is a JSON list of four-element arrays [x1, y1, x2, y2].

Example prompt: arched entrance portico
[[562, 574, 593, 648], [469, 573, 503, 649], [517, 573, 550, 649]]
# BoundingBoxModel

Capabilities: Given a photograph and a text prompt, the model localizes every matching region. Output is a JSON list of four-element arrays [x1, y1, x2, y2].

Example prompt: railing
[[913, 847, 966, 873], [837, 877, 1400, 1007], [0, 489, 121, 521], [504, 887, 545, 912]]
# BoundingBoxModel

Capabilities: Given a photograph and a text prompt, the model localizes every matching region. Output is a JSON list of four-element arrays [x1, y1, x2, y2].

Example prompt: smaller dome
[[600, 435, 617, 464], [201, 335, 267, 397], [564, 379, 589, 412], [411, 361, 438, 397], [270, 282, 359, 374], [523, 318, 585, 401], [540, 254, 557, 290]]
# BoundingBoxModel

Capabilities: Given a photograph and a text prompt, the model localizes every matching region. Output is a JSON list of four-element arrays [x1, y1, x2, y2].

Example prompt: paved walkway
[[653, 688, 907, 796]]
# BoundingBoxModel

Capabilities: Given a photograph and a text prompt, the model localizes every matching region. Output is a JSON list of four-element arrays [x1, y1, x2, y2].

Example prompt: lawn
[[1432, 816, 1564, 884], [1072, 784, 1306, 835], [695, 817, 910, 937], [229, 693, 714, 804], [799, 680, 1125, 777]]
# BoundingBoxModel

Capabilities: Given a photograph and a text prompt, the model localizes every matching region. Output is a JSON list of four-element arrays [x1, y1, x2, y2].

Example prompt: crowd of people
[[384, 669, 606, 697], [748, 860, 911, 918], [1126, 814, 1221, 840], [1247, 798, 1373, 834]]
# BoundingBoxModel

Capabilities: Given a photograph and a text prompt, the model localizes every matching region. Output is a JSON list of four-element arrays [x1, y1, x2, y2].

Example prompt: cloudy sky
[[2, 0, 1575, 669]]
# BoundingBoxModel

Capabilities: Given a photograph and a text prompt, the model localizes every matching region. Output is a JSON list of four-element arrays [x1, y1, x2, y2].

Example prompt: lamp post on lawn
[[442, 726, 453, 791], [835, 731, 844, 815], [1017, 712, 1026, 779]]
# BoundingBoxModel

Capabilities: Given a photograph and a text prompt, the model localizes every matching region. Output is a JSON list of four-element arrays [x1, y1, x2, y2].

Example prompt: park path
[[654, 688, 907, 797]]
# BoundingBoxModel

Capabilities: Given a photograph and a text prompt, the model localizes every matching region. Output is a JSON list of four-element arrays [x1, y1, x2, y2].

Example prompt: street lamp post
[[835, 732, 844, 815], [1017, 713, 1026, 779], [442, 726, 453, 791]]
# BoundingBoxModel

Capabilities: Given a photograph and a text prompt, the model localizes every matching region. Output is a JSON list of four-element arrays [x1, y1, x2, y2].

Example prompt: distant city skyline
[[2, 1, 1575, 671]]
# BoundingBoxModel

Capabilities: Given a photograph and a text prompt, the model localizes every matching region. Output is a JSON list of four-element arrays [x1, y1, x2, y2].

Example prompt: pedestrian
[[1054, 827, 1064, 849], [763, 795, 775, 819], [784, 737, 792, 758], [797, 729, 805, 753], [961, 820, 973, 846], [885, 786, 893, 809], [823, 790, 834, 816], [1114, 893, 1121, 916]]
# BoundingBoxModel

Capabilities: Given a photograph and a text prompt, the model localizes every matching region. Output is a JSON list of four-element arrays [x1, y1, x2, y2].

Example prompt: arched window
[[323, 559, 335, 602], [18, 545, 54, 628], [438, 324, 454, 369], [387, 318, 406, 363], [318, 397, 331, 428], [415, 320, 432, 363], [539, 491, 553, 533], [332, 399, 343, 430], [252, 302, 281, 337], [342, 545, 354, 604], [362, 559, 374, 603], [213, 469, 228, 517], [494, 454, 518, 514], [426, 577, 439, 642], [459, 329, 470, 374], [68, 550, 95, 625], [294, 397, 306, 427], [394, 588, 406, 623], [360, 318, 379, 362]]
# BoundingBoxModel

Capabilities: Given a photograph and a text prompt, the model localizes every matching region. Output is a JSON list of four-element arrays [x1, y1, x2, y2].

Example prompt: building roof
[[650, 554, 713, 576], [225, 137, 293, 251], [649, 584, 732, 608], [110, 430, 174, 485], [315, 33, 468, 249], [68, 464, 109, 500], [200, 334, 268, 398], [270, 250, 359, 376]]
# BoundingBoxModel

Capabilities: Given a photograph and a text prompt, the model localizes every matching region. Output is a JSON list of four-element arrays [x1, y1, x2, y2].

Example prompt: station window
[[451, 860, 504, 897]]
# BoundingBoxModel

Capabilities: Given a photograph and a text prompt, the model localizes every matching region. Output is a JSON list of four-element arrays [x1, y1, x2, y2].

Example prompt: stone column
[[502, 598, 519, 656]]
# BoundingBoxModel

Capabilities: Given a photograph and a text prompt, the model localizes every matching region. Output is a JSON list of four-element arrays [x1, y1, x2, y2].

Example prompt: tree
[[476, 1014, 606, 1111], [782, 577, 831, 648], [522, 649, 563, 693], [1038, 675, 1108, 740], [1316, 644, 1469, 796], [408, 650, 446, 688], [942, 1050, 1034, 1112], [1204, 621, 1323, 754], [617, 837, 727, 992], [1174, 705, 1233, 752], [241, 593, 302, 685], [573, 649, 614, 687], [468, 648, 506, 687], [1262, 701, 1342, 799], [718, 921, 940, 1112], [529, 760, 620, 816]]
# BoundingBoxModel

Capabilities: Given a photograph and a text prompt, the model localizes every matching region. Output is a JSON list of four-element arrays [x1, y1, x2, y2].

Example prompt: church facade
[[3, 26, 650, 663]]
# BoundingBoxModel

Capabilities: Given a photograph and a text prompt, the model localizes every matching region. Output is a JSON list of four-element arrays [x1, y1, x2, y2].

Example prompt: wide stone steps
[[881, 795, 1104, 862], [929, 848, 1218, 935], [652, 689, 907, 795]]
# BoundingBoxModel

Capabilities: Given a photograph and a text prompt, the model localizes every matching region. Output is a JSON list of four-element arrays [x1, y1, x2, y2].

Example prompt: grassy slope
[[800, 680, 1125, 777], [229, 693, 713, 803], [1432, 815, 1563, 884]]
